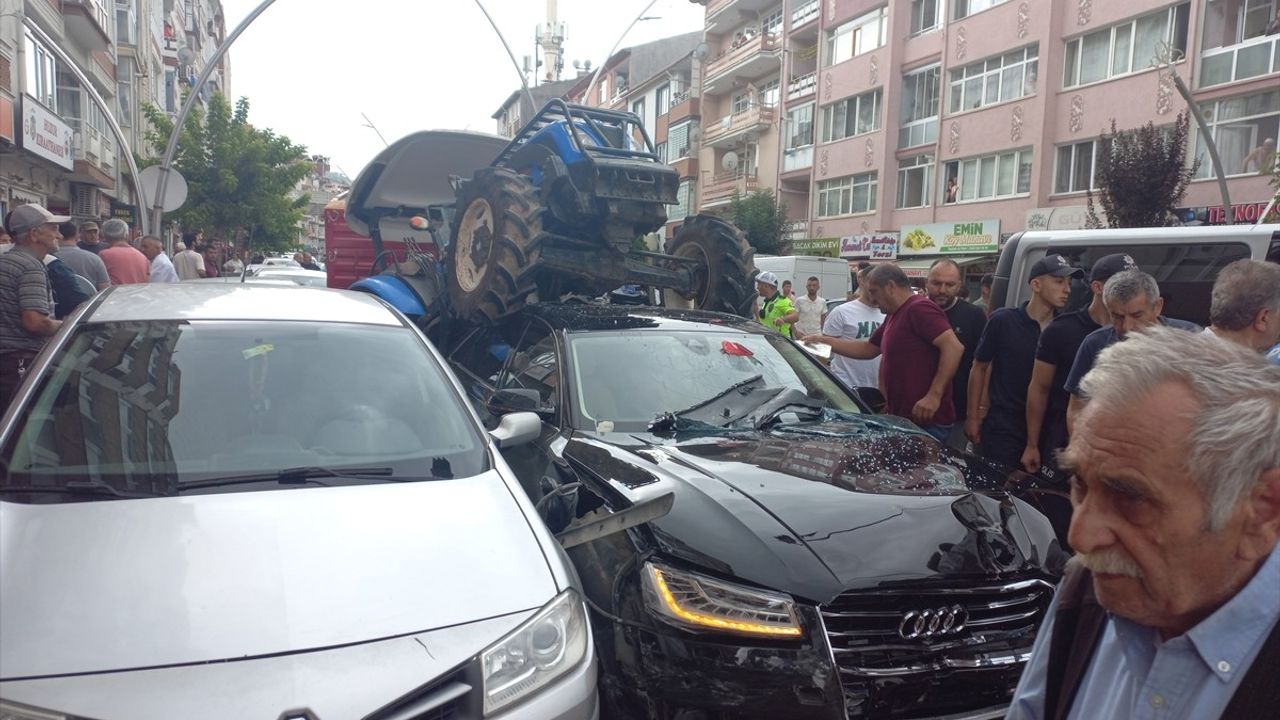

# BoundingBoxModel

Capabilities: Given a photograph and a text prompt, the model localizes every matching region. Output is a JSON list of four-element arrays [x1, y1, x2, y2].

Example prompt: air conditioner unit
[[73, 185, 99, 218], [86, 132, 102, 161]]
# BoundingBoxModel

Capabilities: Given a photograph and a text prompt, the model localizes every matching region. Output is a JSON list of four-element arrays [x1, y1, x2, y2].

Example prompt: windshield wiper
[[179, 466, 395, 490], [649, 374, 766, 433], [0, 480, 163, 499], [751, 389, 827, 430]]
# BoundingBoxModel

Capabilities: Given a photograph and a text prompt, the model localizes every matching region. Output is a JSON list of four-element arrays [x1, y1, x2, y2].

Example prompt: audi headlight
[[640, 562, 803, 638], [481, 589, 588, 716]]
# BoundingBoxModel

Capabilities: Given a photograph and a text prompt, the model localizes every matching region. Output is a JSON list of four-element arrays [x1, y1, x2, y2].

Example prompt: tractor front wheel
[[663, 214, 756, 317], [448, 168, 544, 323]]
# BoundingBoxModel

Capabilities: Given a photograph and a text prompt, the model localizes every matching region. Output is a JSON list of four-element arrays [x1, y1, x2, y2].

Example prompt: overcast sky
[[218, 0, 705, 180]]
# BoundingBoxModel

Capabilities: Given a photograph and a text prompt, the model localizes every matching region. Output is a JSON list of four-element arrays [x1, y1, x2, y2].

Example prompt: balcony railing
[[1199, 34, 1280, 88], [788, 72, 816, 101], [67, 118, 103, 167], [702, 171, 759, 203], [791, 0, 819, 29], [703, 104, 777, 145], [783, 146, 813, 172], [705, 32, 781, 83]]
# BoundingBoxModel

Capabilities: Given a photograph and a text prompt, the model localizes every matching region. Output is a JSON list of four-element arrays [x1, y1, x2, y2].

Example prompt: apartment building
[[0, 0, 228, 227], [294, 154, 349, 253], [693, 0, 1279, 277]]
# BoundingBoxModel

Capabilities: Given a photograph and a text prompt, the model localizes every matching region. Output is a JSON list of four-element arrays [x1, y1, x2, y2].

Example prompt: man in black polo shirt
[[966, 255, 1082, 470], [1020, 254, 1136, 479], [926, 258, 987, 450]]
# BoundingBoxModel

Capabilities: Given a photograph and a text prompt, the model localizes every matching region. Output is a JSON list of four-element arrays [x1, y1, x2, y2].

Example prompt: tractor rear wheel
[[448, 168, 544, 323], [663, 214, 756, 317]]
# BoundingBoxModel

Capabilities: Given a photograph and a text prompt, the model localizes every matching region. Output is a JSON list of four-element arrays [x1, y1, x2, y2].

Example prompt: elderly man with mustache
[[1007, 325, 1280, 719]]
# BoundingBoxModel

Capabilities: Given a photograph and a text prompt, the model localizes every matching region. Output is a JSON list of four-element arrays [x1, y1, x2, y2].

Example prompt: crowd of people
[[0, 202, 322, 405]]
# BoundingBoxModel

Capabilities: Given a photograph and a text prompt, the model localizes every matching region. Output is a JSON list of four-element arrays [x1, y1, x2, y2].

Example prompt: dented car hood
[[0, 472, 557, 679], [567, 419, 1064, 604]]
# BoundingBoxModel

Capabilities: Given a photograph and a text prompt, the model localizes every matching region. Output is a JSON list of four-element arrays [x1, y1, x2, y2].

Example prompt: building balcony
[[668, 90, 701, 124], [782, 145, 813, 173], [701, 170, 760, 206], [703, 104, 777, 148], [63, 0, 112, 53], [790, 0, 819, 33], [67, 119, 116, 189], [706, 0, 781, 34], [787, 72, 816, 102], [704, 32, 782, 96], [1199, 35, 1280, 89], [784, 219, 808, 241]]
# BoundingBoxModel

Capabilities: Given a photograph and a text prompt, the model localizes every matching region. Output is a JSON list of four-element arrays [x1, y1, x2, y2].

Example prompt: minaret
[[537, 0, 565, 82]]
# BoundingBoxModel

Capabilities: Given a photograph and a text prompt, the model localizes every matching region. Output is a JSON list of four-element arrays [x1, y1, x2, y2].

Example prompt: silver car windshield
[[1, 320, 488, 501], [566, 330, 862, 432]]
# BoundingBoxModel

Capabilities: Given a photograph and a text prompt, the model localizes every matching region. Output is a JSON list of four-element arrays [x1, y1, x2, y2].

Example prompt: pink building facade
[[693, 0, 1279, 271]]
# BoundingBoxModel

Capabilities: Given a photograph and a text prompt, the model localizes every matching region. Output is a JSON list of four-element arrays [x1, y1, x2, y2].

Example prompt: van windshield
[[1, 320, 488, 502]]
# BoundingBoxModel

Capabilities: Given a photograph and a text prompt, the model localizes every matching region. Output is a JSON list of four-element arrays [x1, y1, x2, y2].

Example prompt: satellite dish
[[692, 42, 710, 61], [721, 151, 740, 172]]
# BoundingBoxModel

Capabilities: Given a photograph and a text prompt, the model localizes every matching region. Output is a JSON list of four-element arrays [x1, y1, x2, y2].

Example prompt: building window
[[669, 121, 692, 159], [953, 0, 1010, 19], [656, 84, 670, 115], [759, 78, 780, 107], [1054, 140, 1109, 193], [762, 8, 784, 36], [631, 97, 645, 124], [948, 45, 1038, 113], [655, 141, 668, 163], [820, 88, 882, 142], [897, 154, 934, 208], [164, 68, 177, 113], [817, 173, 878, 217], [825, 7, 888, 67], [1063, 3, 1189, 88], [23, 29, 59, 111], [899, 65, 940, 148], [1200, 0, 1280, 87], [787, 103, 815, 150], [671, 180, 693, 221], [115, 0, 136, 46], [943, 148, 1033, 202], [117, 56, 133, 127], [732, 91, 751, 114], [1192, 88, 1280, 177], [911, 0, 940, 35]]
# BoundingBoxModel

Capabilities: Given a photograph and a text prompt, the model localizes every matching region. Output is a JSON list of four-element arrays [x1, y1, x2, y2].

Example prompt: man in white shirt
[[793, 276, 827, 337], [141, 236, 180, 283], [817, 265, 885, 389], [172, 240, 205, 280]]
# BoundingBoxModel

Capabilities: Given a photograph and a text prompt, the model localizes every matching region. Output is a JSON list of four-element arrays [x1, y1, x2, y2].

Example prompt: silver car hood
[[0, 472, 558, 679]]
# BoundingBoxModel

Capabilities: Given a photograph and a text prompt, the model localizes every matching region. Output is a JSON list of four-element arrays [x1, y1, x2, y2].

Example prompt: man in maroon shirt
[[810, 263, 964, 442]]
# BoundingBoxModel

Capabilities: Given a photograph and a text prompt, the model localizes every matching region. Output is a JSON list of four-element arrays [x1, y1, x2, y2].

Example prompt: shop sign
[[110, 200, 137, 227], [899, 219, 1000, 255], [9, 187, 44, 207], [791, 237, 840, 257], [20, 95, 73, 171], [839, 233, 898, 259], [1025, 205, 1096, 231], [1205, 202, 1271, 225]]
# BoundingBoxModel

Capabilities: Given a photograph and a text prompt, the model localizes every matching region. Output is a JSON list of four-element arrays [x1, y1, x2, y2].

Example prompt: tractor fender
[[350, 275, 428, 318]]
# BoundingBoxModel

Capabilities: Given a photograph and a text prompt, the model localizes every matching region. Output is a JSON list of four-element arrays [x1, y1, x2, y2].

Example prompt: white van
[[991, 225, 1280, 325], [754, 255, 852, 299]]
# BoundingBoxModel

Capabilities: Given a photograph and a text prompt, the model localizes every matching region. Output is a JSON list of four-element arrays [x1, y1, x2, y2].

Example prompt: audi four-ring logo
[[897, 605, 968, 640]]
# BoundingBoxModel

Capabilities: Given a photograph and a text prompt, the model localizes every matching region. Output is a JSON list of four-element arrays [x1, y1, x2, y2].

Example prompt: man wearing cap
[[1021, 254, 1135, 479], [98, 218, 150, 285], [55, 221, 110, 291], [755, 271, 799, 338], [1064, 269, 1200, 434], [172, 240, 204, 280], [0, 204, 67, 405], [76, 221, 104, 255], [966, 255, 1082, 471]]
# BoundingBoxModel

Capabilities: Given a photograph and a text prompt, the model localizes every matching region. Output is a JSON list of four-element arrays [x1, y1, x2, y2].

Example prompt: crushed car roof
[[524, 303, 763, 333], [87, 284, 405, 326]]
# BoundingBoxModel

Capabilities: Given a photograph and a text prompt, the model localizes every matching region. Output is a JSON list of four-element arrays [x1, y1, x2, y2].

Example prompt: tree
[[141, 94, 311, 253], [727, 189, 789, 255], [1086, 112, 1199, 228]]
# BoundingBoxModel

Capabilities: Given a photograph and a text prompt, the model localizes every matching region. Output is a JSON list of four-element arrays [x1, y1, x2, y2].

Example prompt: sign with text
[[20, 95, 73, 171], [839, 233, 898, 259], [1025, 205, 1097, 231], [898, 219, 1000, 255], [790, 237, 840, 257]]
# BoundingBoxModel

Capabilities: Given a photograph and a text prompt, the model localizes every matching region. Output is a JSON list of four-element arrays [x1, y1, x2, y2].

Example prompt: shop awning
[[892, 255, 994, 279]]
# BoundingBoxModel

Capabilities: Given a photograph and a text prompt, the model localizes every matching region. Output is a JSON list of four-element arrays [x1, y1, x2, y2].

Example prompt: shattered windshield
[[566, 330, 861, 432], [0, 320, 488, 502]]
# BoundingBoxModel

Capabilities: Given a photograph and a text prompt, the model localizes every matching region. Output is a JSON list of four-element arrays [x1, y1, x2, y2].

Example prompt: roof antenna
[[472, 0, 537, 114]]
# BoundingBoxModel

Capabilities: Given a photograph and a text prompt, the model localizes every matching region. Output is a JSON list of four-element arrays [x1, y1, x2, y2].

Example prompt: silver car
[[0, 284, 598, 719]]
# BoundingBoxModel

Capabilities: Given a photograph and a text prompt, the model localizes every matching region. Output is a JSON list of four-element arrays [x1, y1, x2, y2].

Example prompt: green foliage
[[727, 190, 789, 255], [141, 94, 311, 253], [1085, 112, 1199, 228]]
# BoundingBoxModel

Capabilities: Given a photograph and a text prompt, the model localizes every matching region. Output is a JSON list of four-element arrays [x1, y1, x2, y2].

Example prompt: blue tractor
[[447, 100, 756, 322]]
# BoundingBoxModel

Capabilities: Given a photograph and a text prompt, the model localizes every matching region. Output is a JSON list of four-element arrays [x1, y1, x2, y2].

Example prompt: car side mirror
[[489, 412, 542, 449], [488, 388, 542, 415], [854, 386, 887, 414]]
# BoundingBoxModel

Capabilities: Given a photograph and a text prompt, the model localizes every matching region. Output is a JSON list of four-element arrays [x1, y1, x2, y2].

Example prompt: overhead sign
[[791, 237, 840, 257], [20, 94, 73, 170], [840, 233, 898, 260], [899, 219, 1000, 255]]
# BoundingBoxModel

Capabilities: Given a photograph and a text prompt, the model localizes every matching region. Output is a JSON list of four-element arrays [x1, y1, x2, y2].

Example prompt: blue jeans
[[921, 423, 954, 444]]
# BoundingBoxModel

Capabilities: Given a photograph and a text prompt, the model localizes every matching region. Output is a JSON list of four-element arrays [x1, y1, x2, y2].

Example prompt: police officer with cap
[[755, 271, 799, 338]]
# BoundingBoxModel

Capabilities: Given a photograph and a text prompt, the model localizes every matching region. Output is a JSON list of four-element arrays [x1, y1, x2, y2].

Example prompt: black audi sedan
[[438, 303, 1067, 720]]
